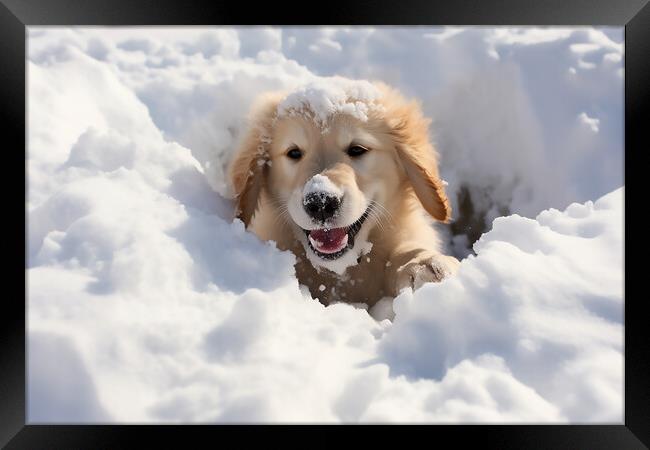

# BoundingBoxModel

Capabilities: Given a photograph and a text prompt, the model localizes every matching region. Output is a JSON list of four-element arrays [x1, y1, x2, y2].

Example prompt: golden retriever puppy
[[228, 78, 459, 307]]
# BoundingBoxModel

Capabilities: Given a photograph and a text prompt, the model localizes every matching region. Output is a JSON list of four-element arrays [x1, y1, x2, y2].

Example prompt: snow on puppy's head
[[277, 77, 383, 130]]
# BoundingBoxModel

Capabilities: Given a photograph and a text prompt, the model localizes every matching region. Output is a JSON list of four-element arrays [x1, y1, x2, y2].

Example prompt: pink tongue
[[309, 228, 348, 253]]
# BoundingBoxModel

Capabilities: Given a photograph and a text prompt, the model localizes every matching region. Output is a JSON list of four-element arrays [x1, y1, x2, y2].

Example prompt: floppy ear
[[379, 85, 451, 222], [229, 93, 283, 227], [397, 144, 451, 222]]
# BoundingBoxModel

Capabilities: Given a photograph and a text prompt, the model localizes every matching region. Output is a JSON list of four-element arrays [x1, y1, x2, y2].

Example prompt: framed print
[[3, 0, 648, 447]]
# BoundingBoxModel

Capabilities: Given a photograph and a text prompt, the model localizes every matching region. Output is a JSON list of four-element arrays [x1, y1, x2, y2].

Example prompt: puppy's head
[[229, 79, 450, 274]]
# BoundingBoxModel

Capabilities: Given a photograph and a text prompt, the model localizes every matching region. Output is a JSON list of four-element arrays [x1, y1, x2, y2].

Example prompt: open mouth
[[302, 209, 370, 260]]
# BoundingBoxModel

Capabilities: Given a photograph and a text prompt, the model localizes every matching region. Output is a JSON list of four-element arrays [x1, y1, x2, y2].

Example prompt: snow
[[27, 26, 623, 423], [277, 77, 382, 128], [381, 188, 623, 422], [302, 174, 344, 200]]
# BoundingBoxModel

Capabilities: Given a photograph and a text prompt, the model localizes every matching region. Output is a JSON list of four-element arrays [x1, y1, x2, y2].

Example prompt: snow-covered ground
[[27, 27, 624, 423]]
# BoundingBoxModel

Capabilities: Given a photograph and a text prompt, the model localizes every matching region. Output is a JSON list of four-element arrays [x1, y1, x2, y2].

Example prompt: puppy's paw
[[395, 254, 460, 293]]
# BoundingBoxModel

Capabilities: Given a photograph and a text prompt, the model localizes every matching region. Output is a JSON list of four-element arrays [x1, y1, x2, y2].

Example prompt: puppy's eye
[[286, 148, 303, 160], [346, 145, 369, 158]]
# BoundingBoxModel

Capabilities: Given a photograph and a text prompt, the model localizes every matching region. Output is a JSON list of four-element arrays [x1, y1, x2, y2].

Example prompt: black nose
[[304, 192, 341, 222]]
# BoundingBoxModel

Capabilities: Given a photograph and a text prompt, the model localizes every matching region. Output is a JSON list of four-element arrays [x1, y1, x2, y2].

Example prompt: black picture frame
[[4, 0, 647, 447]]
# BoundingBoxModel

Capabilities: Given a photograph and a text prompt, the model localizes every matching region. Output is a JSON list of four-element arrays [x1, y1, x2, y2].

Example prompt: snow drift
[[27, 27, 623, 423]]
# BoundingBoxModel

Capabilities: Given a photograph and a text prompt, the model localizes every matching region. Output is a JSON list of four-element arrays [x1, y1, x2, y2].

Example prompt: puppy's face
[[230, 82, 452, 276], [266, 114, 402, 273]]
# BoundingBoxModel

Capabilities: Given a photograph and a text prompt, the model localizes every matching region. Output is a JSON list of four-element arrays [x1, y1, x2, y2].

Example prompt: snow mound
[[380, 188, 623, 422], [27, 27, 623, 423]]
